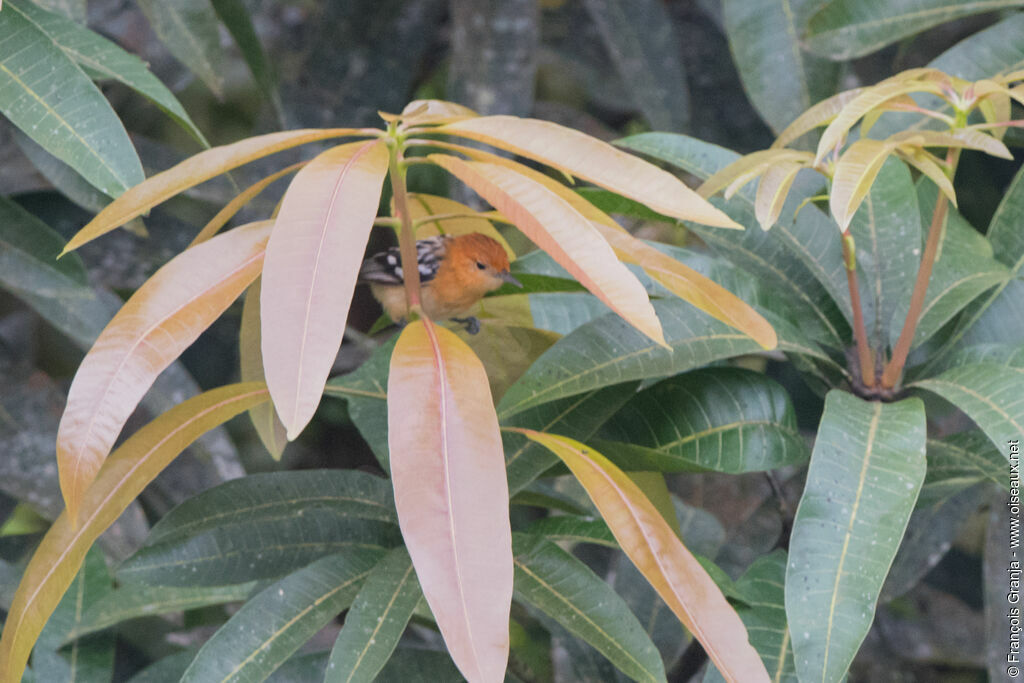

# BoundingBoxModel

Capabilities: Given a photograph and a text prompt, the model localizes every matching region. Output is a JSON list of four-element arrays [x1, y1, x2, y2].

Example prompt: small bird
[[359, 233, 522, 333]]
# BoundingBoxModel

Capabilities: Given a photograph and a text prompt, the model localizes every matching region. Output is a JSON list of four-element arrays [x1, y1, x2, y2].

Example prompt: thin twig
[[842, 233, 875, 389]]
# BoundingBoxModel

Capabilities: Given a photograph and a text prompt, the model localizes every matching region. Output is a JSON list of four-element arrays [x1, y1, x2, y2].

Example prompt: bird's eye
[[475, 261, 487, 270]]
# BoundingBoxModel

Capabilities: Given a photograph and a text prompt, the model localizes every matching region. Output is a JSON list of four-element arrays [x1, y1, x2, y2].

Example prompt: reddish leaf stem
[[842, 233, 875, 389]]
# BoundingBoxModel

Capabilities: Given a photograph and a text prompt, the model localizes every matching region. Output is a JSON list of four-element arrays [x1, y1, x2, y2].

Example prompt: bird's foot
[[451, 316, 481, 334]]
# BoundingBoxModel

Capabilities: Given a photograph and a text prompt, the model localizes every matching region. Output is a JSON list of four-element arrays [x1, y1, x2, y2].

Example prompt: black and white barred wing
[[358, 236, 450, 285]]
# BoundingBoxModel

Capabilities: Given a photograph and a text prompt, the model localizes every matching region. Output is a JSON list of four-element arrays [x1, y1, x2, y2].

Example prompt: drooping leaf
[[438, 145, 776, 347], [987, 160, 1024, 276], [8, 0, 207, 144], [512, 533, 667, 683], [912, 363, 1024, 454], [261, 139, 389, 439], [325, 547, 422, 683], [597, 368, 810, 473], [786, 391, 926, 683], [703, 550, 796, 683], [617, 132, 848, 346], [428, 154, 666, 345], [436, 116, 741, 228], [0, 1, 143, 196], [498, 299, 830, 418], [517, 431, 769, 683], [387, 320, 513, 682], [722, 0, 839, 135], [63, 128, 374, 252], [135, 0, 229, 97], [69, 581, 256, 640], [804, 0, 1024, 61], [180, 549, 384, 683], [754, 161, 806, 230], [829, 139, 898, 231], [771, 88, 865, 150], [699, 149, 814, 200], [0, 383, 269, 683], [239, 279, 287, 459], [396, 99, 478, 126], [56, 221, 272, 521], [583, 0, 690, 132]]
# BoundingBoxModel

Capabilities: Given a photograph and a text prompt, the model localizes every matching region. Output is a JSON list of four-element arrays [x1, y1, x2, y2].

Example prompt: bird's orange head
[[444, 233, 522, 293]]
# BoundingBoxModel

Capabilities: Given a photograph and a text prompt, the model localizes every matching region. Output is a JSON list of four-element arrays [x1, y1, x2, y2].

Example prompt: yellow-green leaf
[[772, 88, 865, 150], [261, 140, 389, 440], [754, 161, 805, 231], [429, 153, 667, 346], [0, 383, 269, 683], [517, 430, 769, 683], [63, 128, 376, 253], [829, 139, 896, 231], [399, 99, 478, 126], [894, 148, 957, 206], [437, 116, 741, 229], [698, 149, 811, 200], [388, 320, 513, 683], [57, 221, 272, 522]]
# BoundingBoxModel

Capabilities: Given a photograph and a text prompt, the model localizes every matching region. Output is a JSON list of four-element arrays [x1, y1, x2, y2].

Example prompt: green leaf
[[845, 156, 921, 351], [325, 547, 422, 683], [946, 342, 1024, 369], [931, 12, 1024, 79], [513, 533, 667, 683], [124, 649, 197, 683], [323, 339, 394, 471], [7, 0, 207, 145], [803, 0, 1024, 61], [69, 582, 256, 641], [524, 515, 618, 548], [617, 132, 848, 346], [180, 549, 383, 683], [722, 0, 839, 134], [497, 299, 830, 418], [881, 483, 988, 602], [704, 550, 796, 683], [891, 181, 1008, 350], [912, 363, 1024, 454], [922, 430, 1009, 503], [33, 546, 114, 683], [786, 391, 926, 683], [14, 130, 119, 213], [210, 0, 282, 120], [575, 187, 675, 223], [136, 0, 228, 98], [597, 368, 810, 473], [119, 473, 400, 586], [502, 383, 640, 495], [988, 160, 1024, 278], [0, 196, 113, 349], [142, 470, 397, 548], [582, 0, 689, 132], [0, 1, 143, 195], [33, 0, 86, 22]]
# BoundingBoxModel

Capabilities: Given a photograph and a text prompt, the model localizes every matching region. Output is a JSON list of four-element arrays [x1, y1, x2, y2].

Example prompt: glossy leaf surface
[[0, 1, 143, 196], [262, 139, 389, 439], [519, 431, 769, 683], [325, 547, 422, 683], [388, 320, 513, 683], [180, 549, 383, 683], [135, 0, 228, 97], [512, 533, 667, 683], [598, 368, 809, 473], [57, 220, 272, 521], [0, 383, 269, 683], [786, 392, 926, 683]]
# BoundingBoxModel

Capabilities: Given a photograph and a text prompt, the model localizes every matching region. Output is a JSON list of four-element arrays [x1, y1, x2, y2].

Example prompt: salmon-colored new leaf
[[388, 320, 513, 683]]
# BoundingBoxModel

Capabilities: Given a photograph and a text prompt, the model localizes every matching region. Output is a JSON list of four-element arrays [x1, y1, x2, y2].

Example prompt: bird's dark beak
[[500, 271, 523, 288]]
